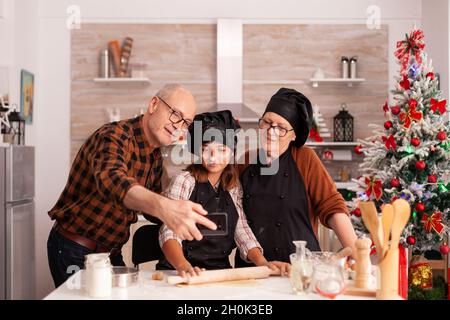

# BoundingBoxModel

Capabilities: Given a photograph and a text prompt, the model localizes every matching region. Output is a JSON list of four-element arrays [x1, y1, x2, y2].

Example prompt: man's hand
[[159, 198, 217, 241], [123, 185, 216, 241]]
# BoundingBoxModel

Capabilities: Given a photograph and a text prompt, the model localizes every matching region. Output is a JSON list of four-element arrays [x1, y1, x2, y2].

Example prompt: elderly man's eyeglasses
[[157, 96, 192, 129], [258, 118, 294, 137]]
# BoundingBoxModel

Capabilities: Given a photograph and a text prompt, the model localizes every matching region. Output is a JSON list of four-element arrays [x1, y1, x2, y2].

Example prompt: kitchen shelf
[[310, 78, 365, 88], [306, 142, 359, 147], [335, 182, 357, 190], [93, 77, 150, 85]]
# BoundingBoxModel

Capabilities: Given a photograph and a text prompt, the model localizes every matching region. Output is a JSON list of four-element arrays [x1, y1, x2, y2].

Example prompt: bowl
[[112, 266, 139, 288]]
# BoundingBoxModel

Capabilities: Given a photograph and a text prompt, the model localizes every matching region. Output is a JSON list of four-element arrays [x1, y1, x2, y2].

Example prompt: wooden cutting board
[[343, 284, 377, 298]]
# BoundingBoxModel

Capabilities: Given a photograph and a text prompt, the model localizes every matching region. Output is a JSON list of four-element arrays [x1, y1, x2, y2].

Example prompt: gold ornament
[[409, 255, 433, 289]]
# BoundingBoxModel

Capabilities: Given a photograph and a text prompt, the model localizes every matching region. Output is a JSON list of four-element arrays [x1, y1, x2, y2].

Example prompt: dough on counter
[[152, 271, 164, 281]]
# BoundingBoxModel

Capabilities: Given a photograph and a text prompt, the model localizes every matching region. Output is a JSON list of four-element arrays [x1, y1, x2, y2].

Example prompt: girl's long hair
[[185, 161, 239, 191]]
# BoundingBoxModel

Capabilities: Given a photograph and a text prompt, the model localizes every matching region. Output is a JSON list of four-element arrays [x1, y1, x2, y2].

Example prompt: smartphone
[[197, 212, 228, 236]]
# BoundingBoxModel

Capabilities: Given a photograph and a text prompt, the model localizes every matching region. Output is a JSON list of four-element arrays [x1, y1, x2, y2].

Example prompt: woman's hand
[[175, 261, 205, 278], [265, 261, 291, 277]]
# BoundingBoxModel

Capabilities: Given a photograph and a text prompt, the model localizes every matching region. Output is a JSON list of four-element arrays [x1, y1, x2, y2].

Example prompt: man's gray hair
[[155, 84, 188, 100]]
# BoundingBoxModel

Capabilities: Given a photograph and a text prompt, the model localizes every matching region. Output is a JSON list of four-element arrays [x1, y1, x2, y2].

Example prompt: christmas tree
[[308, 105, 331, 142], [350, 27, 450, 255]]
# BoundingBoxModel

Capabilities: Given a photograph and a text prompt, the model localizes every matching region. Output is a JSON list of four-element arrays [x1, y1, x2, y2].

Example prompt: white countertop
[[44, 270, 374, 300]]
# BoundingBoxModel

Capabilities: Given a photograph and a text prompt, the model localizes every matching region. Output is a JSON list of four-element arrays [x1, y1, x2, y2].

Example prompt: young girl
[[156, 110, 291, 278]]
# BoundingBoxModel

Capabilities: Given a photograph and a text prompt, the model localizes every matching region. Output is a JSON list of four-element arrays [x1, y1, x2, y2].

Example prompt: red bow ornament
[[382, 101, 389, 115], [382, 134, 397, 151], [395, 28, 425, 76], [399, 100, 423, 128], [430, 98, 447, 115], [365, 177, 383, 201], [421, 212, 444, 235]]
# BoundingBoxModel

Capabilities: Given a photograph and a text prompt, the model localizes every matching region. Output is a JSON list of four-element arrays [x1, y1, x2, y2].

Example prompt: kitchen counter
[[44, 270, 375, 300]]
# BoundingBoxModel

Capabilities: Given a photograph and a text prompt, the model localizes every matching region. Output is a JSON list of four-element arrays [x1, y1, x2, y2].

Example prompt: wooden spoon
[[390, 199, 411, 251], [358, 201, 384, 263], [381, 204, 394, 259]]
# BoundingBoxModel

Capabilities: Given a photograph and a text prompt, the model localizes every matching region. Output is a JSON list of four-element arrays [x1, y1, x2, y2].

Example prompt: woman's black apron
[[235, 146, 321, 267], [157, 181, 239, 270]]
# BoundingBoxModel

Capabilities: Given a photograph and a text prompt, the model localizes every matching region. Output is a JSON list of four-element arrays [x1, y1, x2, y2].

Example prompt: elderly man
[[47, 84, 216, 287]]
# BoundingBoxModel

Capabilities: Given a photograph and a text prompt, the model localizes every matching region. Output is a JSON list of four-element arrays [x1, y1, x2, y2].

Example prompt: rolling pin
[[167, 266, 276, 285]]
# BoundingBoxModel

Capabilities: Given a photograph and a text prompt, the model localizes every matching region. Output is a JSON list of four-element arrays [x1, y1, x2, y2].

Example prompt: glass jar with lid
[[85, 253, 112, 298]]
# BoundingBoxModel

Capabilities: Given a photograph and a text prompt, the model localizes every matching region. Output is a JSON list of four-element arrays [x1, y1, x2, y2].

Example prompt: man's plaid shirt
[[48, 115, 162, 249]]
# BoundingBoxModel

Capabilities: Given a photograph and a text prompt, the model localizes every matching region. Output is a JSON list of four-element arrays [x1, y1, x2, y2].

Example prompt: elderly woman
[[235, 88, 357, 267]]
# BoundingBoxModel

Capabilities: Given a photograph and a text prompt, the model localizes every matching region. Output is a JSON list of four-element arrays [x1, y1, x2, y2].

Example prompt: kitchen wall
[[70, 23, 217, 159], [2, 0, 431, 299], [71, 23, 388, 161], [422, 0, 449, 100]]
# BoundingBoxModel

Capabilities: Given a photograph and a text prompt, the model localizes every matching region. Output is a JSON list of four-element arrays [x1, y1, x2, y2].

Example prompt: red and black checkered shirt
[[48, 115, 163, 249]]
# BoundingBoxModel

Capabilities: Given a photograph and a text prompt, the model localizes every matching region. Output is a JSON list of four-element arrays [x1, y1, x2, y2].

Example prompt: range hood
[[216, 19, 259, 123]]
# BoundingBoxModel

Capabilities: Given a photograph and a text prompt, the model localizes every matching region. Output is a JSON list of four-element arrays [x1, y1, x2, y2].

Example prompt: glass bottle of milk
[[289, 241, 314, 294]]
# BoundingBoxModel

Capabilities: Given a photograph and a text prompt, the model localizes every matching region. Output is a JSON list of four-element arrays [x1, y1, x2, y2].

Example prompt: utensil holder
[[376, 248, 401, 300]]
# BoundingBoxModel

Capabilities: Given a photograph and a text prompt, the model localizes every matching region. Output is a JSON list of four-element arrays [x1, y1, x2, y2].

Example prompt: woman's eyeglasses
[[157, 96, 192, 129], [258, 118, 294, 137]]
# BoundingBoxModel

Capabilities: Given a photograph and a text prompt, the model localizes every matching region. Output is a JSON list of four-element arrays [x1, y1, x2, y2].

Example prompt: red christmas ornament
[[390, 178, 400, 188], [415, 202, 425, 212], [427, 174, 437, 183], [323, 150, 334, 160], [440, 244, 450, 255], [411, 138, 421, 147], [406, 236, 416, 245], [437, 131, 447, 141], [391, 105, 401, 116], [352, 208, 361, 217], [426, 72, 435, 80], [415, 161, 426, 170], [409, 98, 418, 108], [399, 75, 410, 90], [384, 121, 393, 130], [354, 145, 363, 155]]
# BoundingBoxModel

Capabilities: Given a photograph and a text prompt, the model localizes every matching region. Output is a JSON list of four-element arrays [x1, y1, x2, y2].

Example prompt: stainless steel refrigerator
[[0, 146, 35, 300]]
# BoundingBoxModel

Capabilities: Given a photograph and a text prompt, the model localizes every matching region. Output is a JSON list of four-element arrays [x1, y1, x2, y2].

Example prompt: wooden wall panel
[[71, 23, 388, 162], [71, 24, 216, 160], [243, 24, 389, 141]]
